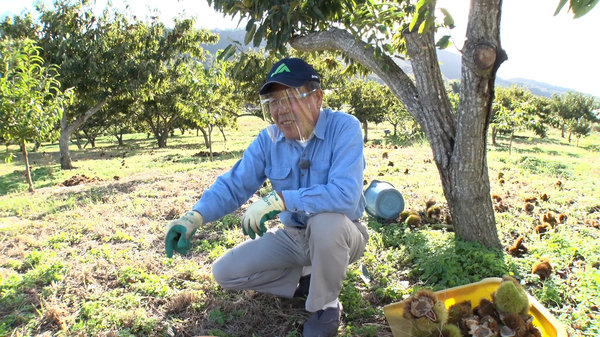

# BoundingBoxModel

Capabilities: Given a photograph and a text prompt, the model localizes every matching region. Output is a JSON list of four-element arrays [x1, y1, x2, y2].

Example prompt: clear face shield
[[260, 87, 320, 142]]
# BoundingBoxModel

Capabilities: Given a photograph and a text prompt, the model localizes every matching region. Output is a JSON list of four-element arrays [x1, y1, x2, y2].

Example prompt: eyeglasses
[[261, 88, 318, 110]]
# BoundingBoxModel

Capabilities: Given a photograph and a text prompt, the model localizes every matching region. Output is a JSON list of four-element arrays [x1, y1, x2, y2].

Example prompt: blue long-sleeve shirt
[[193, 108, 366, 227]]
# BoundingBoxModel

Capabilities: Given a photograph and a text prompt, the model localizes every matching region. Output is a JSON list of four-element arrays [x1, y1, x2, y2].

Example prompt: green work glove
[[242, 191, 285, 239], [165, 211, 203, 258]]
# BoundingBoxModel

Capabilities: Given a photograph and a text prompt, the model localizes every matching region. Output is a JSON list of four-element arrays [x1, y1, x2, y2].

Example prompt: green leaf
[[383, 43, 395, 54], [253, 25, 264, 47], [435, 35, 452, 49], [218, 44, 235, 61], [408, 12, 420, 32], [313, 7, 327, 21], [440, 8, 455, 28], [415, 0, 430, 12], [554, 0, 569, 15], [244, 23, 256, 45], [245, 18, 255, 32], [418, 13, 433, 34], [572, 0, 600, 17]]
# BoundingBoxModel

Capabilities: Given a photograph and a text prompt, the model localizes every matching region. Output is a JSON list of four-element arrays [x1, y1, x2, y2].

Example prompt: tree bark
[[199, 128, 209, 148], [116, 129, 124, 146], [208, 124, 214, 161], [289, 0, 505, 249], [59, 98, 108, 169], [21, 139, 34, 193], [74, 132, 83, 150]]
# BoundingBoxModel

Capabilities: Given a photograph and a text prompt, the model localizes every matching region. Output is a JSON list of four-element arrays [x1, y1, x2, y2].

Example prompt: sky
[[2, 0, 599, 97]]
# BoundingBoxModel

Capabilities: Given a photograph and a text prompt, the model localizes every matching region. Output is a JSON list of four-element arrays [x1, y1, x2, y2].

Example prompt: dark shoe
[[303, 303, 342, 337], [294, 274, 311, 298]]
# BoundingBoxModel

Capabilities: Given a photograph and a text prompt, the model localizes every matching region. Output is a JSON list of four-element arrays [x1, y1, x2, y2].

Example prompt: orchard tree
[[552, 91, 599, 144], [325, 78, 386, 142], [125, 20, 217, 149], [490, 85, 539, 152], [1, 1, 217, 168], [133, 57, 196, 148], [36, 1, 144, 168], [0, 38, 72, 192], [528, 95, 554, 138], [180, 58, 241, 159], [382, 86, 415, 139], [210, 0, 597, 249]]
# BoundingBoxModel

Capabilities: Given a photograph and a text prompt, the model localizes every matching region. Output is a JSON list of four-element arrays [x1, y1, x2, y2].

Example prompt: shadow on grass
[[1, 146, 244, 196], [378, 133, 428, 148], [0, 175, 166, 218]]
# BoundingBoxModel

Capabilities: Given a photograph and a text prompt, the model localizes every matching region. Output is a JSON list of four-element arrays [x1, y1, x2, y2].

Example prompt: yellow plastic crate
[[383, 277, 568, 337]]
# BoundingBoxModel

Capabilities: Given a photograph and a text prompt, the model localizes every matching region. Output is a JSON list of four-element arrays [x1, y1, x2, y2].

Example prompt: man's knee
[[307, 213, 350, 249], [212, 256, 235, 288], [308, 213, 348, 236]]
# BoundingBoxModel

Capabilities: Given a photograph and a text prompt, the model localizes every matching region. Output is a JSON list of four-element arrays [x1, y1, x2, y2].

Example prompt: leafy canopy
[[0, 38, 72, 149]]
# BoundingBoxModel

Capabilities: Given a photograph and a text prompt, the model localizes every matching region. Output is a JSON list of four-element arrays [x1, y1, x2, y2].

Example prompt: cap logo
[[271, 63, 291, 77]]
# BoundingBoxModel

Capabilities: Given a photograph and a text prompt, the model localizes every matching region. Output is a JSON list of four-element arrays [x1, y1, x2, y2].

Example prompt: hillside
[[437, 50, 580, 97]]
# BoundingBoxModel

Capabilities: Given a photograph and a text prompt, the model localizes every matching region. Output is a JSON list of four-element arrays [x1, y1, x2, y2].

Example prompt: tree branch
[[404, 27, 457, 169], [289, 28, 423, 124], [66, 97, 109, 135]]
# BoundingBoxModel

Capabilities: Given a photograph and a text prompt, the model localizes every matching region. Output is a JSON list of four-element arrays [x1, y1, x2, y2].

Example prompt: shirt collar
[[313, 108, 327, 140]]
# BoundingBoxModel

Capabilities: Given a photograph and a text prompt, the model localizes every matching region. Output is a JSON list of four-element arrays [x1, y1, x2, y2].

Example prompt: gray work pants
[[212, 212, 369, 312]]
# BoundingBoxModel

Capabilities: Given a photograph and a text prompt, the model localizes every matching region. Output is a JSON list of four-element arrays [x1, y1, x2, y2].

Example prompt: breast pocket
[[266, 166, 293, 191], [309, 165, 329, 185]]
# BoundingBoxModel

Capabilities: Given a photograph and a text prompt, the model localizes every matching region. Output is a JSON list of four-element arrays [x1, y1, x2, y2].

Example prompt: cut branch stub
[[474, 43, 497, 70]]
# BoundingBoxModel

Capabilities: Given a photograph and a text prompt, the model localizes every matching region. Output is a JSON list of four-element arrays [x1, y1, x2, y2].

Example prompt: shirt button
[[301, 174, 304, 177]]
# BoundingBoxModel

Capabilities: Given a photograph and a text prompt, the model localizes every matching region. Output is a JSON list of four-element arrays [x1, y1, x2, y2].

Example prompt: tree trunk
[[157, 132, 168, 148], [74, 132, 83, 150], [21, 139, 34, 193], [144, 108, 174, 148], [289, 0, 504, 249], [362, 121, 368, 143], [208, 124, 214, 161], [33, 141, 41, 152], [116, 129, 124, 146], [218, 125, 227, 142], [491, 126, 497, 145], [199, 128, 210, 148], [60, 98, 108, 169]]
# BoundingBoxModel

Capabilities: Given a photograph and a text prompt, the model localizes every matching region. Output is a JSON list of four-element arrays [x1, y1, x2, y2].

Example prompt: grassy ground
[[0, 118, 598, 337]]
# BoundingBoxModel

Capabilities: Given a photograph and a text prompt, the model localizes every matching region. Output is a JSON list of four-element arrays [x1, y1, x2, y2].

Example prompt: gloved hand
[[165, 211, 203, 258], [242, 191, 285, 239]]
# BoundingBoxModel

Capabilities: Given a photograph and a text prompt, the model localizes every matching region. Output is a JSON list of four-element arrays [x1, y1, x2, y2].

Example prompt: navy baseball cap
[[259, 58, 320, 95]]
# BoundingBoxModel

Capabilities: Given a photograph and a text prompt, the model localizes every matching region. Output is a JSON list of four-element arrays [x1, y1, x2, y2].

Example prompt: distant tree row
[[0, 0, 238, 170]]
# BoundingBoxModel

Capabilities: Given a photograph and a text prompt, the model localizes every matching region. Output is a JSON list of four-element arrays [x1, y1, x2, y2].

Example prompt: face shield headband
[[260, 87, 319, 142]]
